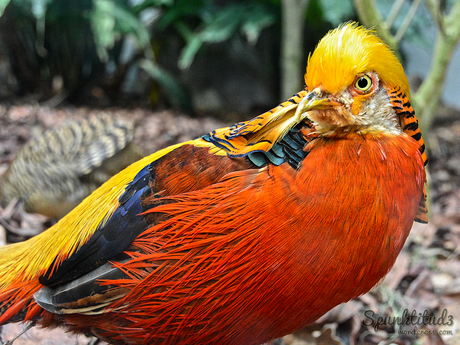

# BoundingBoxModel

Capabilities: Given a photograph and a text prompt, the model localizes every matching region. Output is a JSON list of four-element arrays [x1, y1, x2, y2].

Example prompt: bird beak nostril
[[307, 87, 323, 100], [294, 90, 332, 123], [296, 89, 344, 126], [302, 91, 339, 112]]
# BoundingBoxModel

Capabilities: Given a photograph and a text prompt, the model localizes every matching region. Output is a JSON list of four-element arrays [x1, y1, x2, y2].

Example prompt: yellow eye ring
[[354, 74, 373, 93]]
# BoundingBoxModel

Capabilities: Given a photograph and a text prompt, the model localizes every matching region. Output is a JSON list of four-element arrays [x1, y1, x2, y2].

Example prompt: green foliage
[[318, 0, 354, 26], [90, 0, 153, 61], [88, 0, 193, 108], [0, 0, 283, 108], [139, 58, 192, 111], [132, 0, 173, 14], [0, 0, 193, 108], [9, 0, 449, 116], [373, 0, 434, 48], [0, 0, 10, 15], [156, 1, 278, 70]]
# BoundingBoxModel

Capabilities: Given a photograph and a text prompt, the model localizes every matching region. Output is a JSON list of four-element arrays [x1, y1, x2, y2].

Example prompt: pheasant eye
[[354, 74, 372, 93]]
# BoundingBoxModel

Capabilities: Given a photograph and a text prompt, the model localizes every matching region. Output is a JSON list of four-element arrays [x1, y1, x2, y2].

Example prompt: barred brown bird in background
[[0, 114, 143, 219]]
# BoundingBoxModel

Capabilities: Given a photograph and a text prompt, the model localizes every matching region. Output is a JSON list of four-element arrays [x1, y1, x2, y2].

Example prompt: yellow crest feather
[[305, 22, 410, 97]]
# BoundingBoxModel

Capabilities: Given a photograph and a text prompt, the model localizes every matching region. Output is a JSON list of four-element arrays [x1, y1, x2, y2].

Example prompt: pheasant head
[[304, 23, 411, 134], [212, 23, 424, 156]]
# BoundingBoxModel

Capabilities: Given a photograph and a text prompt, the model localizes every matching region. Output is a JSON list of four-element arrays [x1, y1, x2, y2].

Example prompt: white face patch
[[367, 101, 376, 112], [309, 87, 403, 135], [356, 87, 401, 134]]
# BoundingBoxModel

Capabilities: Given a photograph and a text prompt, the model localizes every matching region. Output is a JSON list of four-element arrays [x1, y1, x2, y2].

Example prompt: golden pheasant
[[0, 114, 143, 219], [0, 23, 427, 345]]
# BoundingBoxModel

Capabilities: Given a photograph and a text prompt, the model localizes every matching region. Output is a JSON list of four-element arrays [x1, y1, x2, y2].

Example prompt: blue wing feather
[[39, 164, 152, 286]]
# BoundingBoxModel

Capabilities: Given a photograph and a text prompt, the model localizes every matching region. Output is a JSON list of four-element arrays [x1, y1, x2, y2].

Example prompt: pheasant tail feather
[[388, 85, 428, 223]]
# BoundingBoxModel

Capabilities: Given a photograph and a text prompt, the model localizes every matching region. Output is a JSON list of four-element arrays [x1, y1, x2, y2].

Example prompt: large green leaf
[[139, 58, 192, 111], [90, 0, 116, 61], [177, 2, 277, 69], [319, 0, 354, 26], [132, 0, 174, 15], [0, 0, 10, 15], [90, 0, 152, 61], [157, 0, 208, 30], [241, 3, 277, 44]]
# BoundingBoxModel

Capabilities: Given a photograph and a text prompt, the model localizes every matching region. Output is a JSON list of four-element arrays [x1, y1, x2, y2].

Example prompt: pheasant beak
[[293, 87, 340, 123], [298, 87, 355, 128], [205, 87, 343, 156]]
